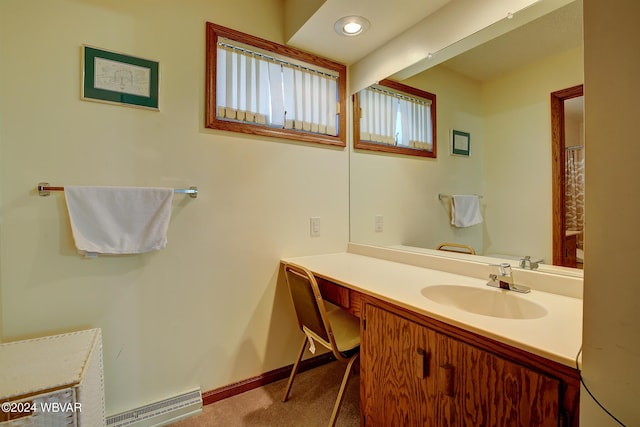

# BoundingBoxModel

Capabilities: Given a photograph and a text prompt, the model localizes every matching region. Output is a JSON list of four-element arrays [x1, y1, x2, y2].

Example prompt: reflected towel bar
[[37, 183, 199, 198], [438, 193, 483, 200]]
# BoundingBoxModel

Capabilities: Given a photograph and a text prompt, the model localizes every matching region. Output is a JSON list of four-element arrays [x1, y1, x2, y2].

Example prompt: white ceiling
[[440, 0, 583, 81], [286, 0, 451, 65], [286, 0, 583, 82]]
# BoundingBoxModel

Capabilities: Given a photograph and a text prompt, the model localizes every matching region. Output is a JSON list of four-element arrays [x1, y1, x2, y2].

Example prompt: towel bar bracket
[[38, 182, 49, 197], [175, 187, 199, 198], [36, 182, 198, 198], [38, 182, 58, 197]]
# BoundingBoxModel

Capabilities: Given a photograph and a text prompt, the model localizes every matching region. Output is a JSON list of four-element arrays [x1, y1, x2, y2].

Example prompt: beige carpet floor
[[169, 361, 360, 427]]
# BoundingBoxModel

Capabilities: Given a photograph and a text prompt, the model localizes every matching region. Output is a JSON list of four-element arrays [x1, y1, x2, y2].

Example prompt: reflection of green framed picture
[[451, 129, 471, 156], [81, 45, 159, 110]]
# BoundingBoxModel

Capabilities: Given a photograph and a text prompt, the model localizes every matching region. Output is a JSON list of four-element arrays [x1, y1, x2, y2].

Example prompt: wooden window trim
[[551, 84, 583, 267], [353, 79, 437, 158], [205, 22, 347, 147]]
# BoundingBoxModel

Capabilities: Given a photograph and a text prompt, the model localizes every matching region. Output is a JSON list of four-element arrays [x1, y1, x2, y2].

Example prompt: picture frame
[[451, 129, 471, 156], [81, 45, 159, 110]]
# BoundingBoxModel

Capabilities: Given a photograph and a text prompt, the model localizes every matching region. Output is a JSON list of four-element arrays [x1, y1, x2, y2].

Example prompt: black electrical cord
[[575, 347, 627, 426]]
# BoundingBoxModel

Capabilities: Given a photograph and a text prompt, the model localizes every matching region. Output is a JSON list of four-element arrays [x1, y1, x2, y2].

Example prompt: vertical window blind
[[216, 41, 338, 136], [360, 86, 433, 150]]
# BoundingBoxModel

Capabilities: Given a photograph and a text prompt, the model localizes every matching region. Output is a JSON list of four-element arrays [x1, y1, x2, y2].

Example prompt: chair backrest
[[436, 242, 476, 255], [283, 264, 334, 347]]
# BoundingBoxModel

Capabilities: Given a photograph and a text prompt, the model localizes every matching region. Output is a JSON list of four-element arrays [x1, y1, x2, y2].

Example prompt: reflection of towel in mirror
[[451, 195, 483, 227], [64, 186, 174, 255]]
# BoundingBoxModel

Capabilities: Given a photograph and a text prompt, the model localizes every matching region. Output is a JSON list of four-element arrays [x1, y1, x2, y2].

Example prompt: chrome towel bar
[[438, 193, 483, 200], [37, 182, 199, 198]]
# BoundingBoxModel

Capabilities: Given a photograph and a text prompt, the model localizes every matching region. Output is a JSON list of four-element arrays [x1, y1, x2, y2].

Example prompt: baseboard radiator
[[106, 388, 202, 427]]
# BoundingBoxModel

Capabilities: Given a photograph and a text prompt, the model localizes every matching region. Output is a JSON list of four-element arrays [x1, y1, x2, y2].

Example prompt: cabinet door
[[435, 333, 462, 426], [362, 304, 437, 426], [441, 333, 562, 427], [362, 303, 563, 426]]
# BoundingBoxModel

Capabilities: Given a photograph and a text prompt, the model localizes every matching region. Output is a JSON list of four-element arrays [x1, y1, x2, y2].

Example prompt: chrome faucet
[[487, 263, 531, 293], [519, 256, 539, 270]]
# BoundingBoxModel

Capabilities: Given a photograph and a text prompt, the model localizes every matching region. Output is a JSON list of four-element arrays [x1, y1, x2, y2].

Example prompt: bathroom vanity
[[282, 244, 582, 426]]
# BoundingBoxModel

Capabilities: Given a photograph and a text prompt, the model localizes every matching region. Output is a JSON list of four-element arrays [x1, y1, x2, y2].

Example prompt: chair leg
[[282, 335, 308, 402], [327, 353, 360, 427]]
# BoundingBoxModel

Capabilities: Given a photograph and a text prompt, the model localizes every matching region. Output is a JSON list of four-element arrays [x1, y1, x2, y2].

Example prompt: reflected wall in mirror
[[353, 79, 437, 158], [349, 0, 584, 276]]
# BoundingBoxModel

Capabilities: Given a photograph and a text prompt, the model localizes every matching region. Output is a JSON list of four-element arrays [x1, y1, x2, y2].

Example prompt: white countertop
[[282, 252, 582, 368]]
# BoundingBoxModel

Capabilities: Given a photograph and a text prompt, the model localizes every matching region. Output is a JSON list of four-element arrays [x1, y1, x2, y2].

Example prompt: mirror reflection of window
[[354, 79, 436, 158]]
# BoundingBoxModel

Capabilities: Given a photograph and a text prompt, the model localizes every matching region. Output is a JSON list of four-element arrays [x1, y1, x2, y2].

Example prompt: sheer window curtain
[[360, 87, 432, 148], [401, 98, 432, 150], [282, 65, 337, 135], [216, 45, 269, 125], [216, 44, 338, 136], [360, 87, 395, 145]]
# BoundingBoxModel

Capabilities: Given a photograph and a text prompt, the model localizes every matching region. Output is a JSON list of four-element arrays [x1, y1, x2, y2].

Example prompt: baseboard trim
[[202, 352, 335, 406]]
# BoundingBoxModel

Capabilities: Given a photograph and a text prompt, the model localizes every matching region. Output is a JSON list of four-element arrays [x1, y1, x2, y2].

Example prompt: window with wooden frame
[[353, 79, 436, 158], [206, 22, 347, 147]]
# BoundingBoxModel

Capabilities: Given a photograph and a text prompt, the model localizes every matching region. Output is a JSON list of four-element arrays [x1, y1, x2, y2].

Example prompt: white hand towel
[[451, 195, 483, 227], [64, 186, 174, 255]]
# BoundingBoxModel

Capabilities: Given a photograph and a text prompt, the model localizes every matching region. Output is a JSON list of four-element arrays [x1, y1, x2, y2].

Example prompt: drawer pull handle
[[416, 349, 429, 379], [439, 363, 455, 397]]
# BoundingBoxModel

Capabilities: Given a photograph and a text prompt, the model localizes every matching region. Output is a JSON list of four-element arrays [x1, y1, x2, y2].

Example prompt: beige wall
[[565, 98, 585, 148], [0, 0, 349, 416], [284, 0, 327, 40], [482, 46, 583, 261], [350, 66, 484, 250], [582, 0, 640, 424]]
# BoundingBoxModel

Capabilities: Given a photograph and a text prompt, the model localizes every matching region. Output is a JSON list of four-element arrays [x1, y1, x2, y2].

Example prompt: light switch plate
[[310, 217, 321, 236], [375, 214, 383, 232]]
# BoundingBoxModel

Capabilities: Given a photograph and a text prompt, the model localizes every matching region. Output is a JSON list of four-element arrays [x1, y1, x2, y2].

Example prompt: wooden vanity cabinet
[[313, 276, 580, 426], [361, 299, 579, 427]]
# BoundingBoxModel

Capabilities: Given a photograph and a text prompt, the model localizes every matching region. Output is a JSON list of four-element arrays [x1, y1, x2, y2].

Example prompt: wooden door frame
[[551, 84, 583, 266]]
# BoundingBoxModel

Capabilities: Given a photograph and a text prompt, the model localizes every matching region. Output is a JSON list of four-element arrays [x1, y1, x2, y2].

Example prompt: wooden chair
[[281, 263, 360, 427]]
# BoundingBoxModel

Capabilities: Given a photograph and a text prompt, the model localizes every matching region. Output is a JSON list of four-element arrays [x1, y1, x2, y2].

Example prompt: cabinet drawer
[[317, 277, 349, 307], [316, 277, 362, 318]]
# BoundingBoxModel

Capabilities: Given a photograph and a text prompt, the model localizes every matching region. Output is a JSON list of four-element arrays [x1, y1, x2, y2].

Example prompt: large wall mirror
[[349, 0, 584, 277]]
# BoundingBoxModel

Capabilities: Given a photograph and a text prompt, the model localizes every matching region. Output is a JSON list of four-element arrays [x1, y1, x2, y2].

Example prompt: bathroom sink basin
[[421, 284, 548, 319]]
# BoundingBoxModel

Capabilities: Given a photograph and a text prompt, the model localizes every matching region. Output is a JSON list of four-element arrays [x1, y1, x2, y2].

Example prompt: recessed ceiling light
[[334, 16, 370, 37]]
